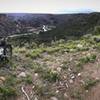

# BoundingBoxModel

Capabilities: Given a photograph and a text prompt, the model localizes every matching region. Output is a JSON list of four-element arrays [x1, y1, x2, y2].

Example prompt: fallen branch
[[21, 86, 30, 100]]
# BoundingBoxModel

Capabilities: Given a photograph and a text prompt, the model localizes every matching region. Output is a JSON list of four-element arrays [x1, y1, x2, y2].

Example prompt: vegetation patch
[[84, 78, 99, 90], [42, 70, 60, 82]]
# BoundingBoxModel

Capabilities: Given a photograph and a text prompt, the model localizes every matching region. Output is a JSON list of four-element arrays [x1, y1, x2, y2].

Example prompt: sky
[[0, 0, 99, 13]]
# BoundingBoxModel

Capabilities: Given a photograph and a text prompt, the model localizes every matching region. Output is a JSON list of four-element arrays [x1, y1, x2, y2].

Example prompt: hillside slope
[[0, 12, 100, 38], [1, 34, 100, 100]]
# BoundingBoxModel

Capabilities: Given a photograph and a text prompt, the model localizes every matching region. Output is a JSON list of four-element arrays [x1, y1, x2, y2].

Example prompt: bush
[[0, 86, 17, 98], [42, 70, 60, 82], [0, 75, 18, 99], [45, 47, 61, 54], [94, 26, 100, 34], [84, 78, 98, 90], [25, 75, 33, 84], [79, 54, 96, 64], [26, 48, 44, 58]]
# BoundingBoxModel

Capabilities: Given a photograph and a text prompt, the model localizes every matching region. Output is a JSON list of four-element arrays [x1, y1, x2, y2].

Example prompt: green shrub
[[25, 75, 33, 84], [42, 70, 60, 82], [96, 43, 100, 50], [34, 65, 44, 73], [76, 54, 96, 72], [0, 86, 17, 99], [79, 54, 96, 64], [76, 62, 83, 72], [45, 47, 61, 54], [18, 47, 27, 53], [26, 48, 44, 58], [34, 84, 54, 97], [0, 75, 18, 99], [84, 79, 98, 90], [94, 26, 100, 34]]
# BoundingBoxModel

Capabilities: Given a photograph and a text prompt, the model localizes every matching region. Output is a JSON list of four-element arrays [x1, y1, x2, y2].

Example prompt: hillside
[[0, 12, 100, 38], [1, 33, 100, 100], [0, 13, 100, 100]]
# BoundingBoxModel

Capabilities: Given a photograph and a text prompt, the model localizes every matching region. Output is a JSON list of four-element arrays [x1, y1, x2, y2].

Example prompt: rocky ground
[[0, 34, 100, 100]]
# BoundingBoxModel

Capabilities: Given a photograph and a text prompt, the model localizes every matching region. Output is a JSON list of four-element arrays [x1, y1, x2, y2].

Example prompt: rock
[[70, 74, 75, 79], [60, 64, 63, 67], [64, 93, 68, 98], [68, 68, 71, 72], [32, 85, 35, 89], [95, 77, 99, 80], [51, 97, 58, 100], [34, 73, 38, 77], [69, 57, 73, 61], [63, 75, 67, 79], [59, 81, 64, 86], [65, 83, 69, 88], [57, 67, 61, 72], [0, 76, 6, 84], [78, 73, 81, 77], [34, 97, 38, 100], [0, 76, 6, 81], [86, 90, 89, 93], [80, 80, 85, 84], [56, 90, 59, 93], [69, 79, 74, 84], [18, 72, 26, 78]]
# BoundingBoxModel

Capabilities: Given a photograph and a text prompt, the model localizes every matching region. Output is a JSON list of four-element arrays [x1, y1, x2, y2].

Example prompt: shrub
[[0, 86, 17, 99], [84, 78, 98, 90], [94, 26, 100, 34], [25, 75, 33, 84], [42, 70, 60, 82], [34, 65, 44, 73], [76, 62, 83, 72], [18, 47, 27, 53], [76, 54, 96, 72], [45, 47, 61, 54], [79, 54, 96, 64], [26, 48, 44, 58], [0, 75, 18, 99]]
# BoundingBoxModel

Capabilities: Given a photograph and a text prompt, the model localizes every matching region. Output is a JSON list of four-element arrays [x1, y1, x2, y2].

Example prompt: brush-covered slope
[[1, 33, 100, 100]]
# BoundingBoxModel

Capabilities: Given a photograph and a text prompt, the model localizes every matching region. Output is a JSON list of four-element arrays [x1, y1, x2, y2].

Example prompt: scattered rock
[[70, 74, 75, 79], [18, 72, 26, 78], [59, 81, 64, 86], [80, 80, 85, 84], [0, 76, 6, 81], [56, 90, 59, 93], [60, 64, 63, 67], [78, 73, 81, 77], [63, 75, 67, 79], [34, 73, 38, 77], [57, 67, 61, 72], [95, 77, 99, 80], [68, 68, 71, 72], [69, 57, 73, 61], [65, 83, 69, 88], [86, 90, 89, 93], [69, 79, 74, 84], [64, 93, 68, 98], [51, 97, 58, 100], [32, 85, 35, 89], [34, 97, 38, 100]]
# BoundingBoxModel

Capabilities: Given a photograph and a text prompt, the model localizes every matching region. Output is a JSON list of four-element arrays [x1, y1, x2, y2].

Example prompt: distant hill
[[0, 12, 100, 39]]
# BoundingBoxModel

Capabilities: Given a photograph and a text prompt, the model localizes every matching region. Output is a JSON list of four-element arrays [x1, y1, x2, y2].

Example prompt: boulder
[[18, 72, 26, 78]]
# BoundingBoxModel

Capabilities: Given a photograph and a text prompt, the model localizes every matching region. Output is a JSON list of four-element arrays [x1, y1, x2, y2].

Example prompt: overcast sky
[[0, 0, 99, 13]]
